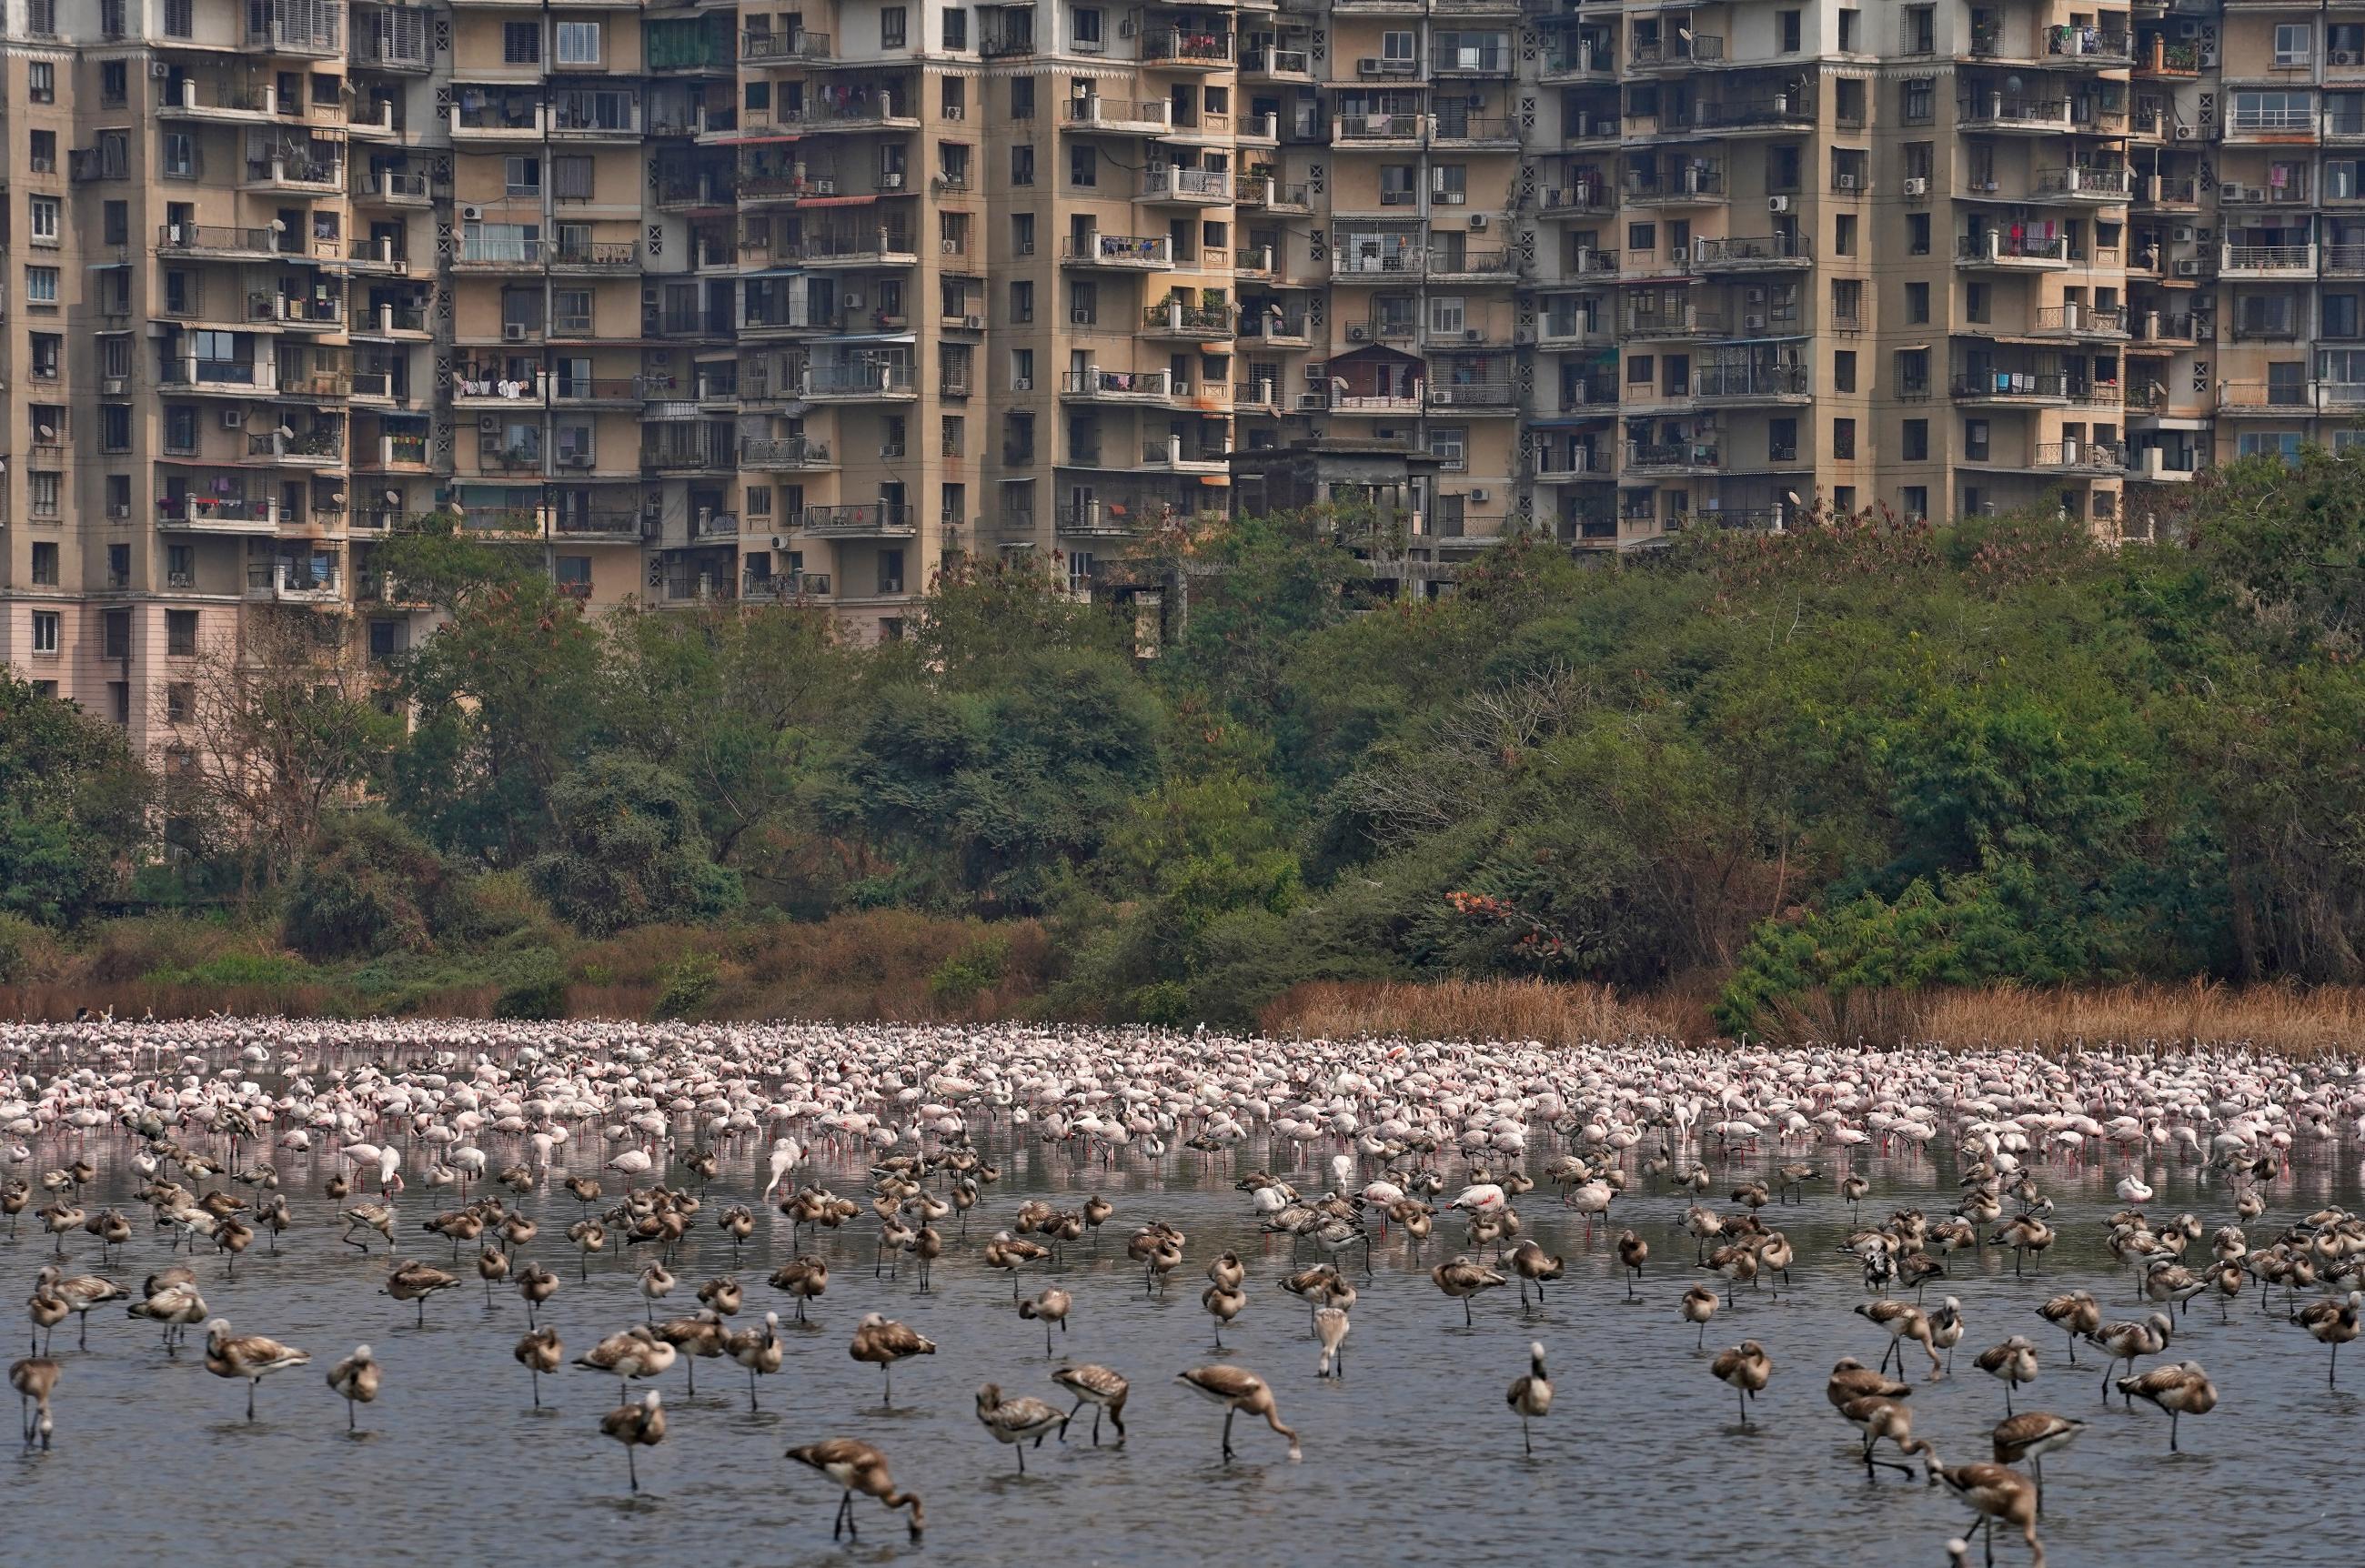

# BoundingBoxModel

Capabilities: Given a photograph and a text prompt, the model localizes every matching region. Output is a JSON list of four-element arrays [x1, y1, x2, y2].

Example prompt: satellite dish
[[277, 425, 296, 439], [329, 491, 347, 505], [267, 218, 288, 233], [1785, 490, 1803, 508], [36, 425, 55, 442], [385, 489, 401, 505], [1677, 27, 1693, 42]]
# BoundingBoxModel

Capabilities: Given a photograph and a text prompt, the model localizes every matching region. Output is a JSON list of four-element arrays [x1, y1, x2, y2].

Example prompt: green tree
[[0, 672, 154, 922], [529, 756, 743, 936]]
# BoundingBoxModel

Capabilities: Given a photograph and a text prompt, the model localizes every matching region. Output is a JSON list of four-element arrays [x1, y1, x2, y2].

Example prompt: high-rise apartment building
[[0, 2, 2346, 735]]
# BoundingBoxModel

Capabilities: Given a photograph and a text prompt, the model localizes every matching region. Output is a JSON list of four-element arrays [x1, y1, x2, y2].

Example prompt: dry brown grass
[[1911, 981, 2365, 1057], [1261, 978, 1689, 1046]]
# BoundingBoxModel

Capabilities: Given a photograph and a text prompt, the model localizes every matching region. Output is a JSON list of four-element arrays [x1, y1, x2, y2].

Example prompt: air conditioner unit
[[2340, 50, 2362, 65], [1069, 308, 1094, 324], [2222, 182, 2249, 202], [503, 323, 528, 341], [880, 173, 904, 190], [1470, 214, 1488, 229], [460, 205, 482, 221], [559, 451, 592, 468], [1017, 239, 1035, 255], [2172, 225, 2196, 243], [1012, 376, 1033, 390], [2175, 258, 2202, 277], [2172, 125, 2197, 142], [101, 376, 126, 396], [1902, 177, 1928, 197], [1470, 488, 1490, 503], [2200, 46, 2219, 67], [1117, 18, 1135, 36], [844, 292, 864, 308], [1767, 196, 1791, 213], [221, 408, 247, 429], [1837, 174, 1861, 193], [2176, 19, 2201, 39], [107, 503, 132, 518], [150, 61, 169, 78], [1347, 324, 1369, 341], [1303, 363, 1327, 382], [478, 415, 500, 433], [1357, 58, 1382, 77]]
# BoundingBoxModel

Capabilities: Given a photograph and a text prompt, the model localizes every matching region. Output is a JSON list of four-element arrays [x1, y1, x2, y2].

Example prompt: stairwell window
[[881, 6, 908, 48], [26, 62, 53, 103], [165, 0, 193, 37]]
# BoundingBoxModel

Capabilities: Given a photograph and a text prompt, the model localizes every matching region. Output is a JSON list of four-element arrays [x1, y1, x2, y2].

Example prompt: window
[[943, 8, 971, 47], [1076, 9, 1104, 48], [1834, 215, 1856, 256], [30, 473, 61, 518], [1428, 295, 1466, 335], [550, 155, 595, 204], [31, 614, 59, 657], [27, 63, 53, 103], [1903, 419, 1929, 461], [554, 289, 593, 335], [101, 58, 128, 104], [165, 406, 198, 453], [503, 22, 541, 63], [1383, 30, 1416, 64], [506, 156, 542, 196], [31, 543, 58, 586], [1011, 280, 1034, 323], [1067, 279, 1097, 325], [1906, 281, 1929, 324], [1011, 213, 1035, 254], [556, 557, 592, 594], [168, 609, 198, 656], [1903, 78, 1934, 124], [1838, 8, 1859, 51], [1966, 282, 1990, 325], [166, 683, 195, 724], [1070, 144, 1096, 186], [1011, 77, 1035, 117], [106, 479, 131, 522], [167, 546, 193, 588], [1627, 354, 1656, 386], [165, 0, 193, 36], [104, 200, 128, 246], [1905, 5, 1936, 53], [2276, 24, 2313, 68], [1011, 144, 1035, 184], [2239, 431, 2305, 464], [1835, 350, 1857, 394], [878, 548, 906, 596], [1834, 418, 1857, 459], [1767, 418, 1799, 462], [29, 131, 55, 173], [881, 6, 908, 48], [24, 265, 58, 307], [29, 335, 59, 380], [1779, 10, 1802, 51], [163, 132, 196, 178], [556, 21, 601, 65], [103, 612, 132, 661], [102, 406, 132, 452], [941, 416, 966, 457], [1907, 214, 1931, 256], [1964, 418, 1990, 462]]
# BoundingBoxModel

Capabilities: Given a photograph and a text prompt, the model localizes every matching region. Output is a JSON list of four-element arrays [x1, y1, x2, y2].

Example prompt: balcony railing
[[1064, 234, 1174, 266], [2047, 27, 2131, 63], [803, 503, 916, 537], [1694, 235, 1813, 266], [1957, 233, 2069, 263], [1952, 371, 2069, 399], [1142, 29, 1234, 65], [740, 30, 831, 62], [1142, 301, 1234, 334], [1065, 368, 1173, 397], [1142, 166, 1232, 201], [1695, 363, 1811, 398], [802, 363, 917, 397], [1625, 441, 1716, 470], [2036, 440, 2126, 470], [2222, 242, 2316, 273], [2033, 304, 2128, 334], [1426, 381, 1516, 407]]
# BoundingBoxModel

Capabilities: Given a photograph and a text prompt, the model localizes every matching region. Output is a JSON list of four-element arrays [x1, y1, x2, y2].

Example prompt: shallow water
[[10, 1081, 2365, 1568]]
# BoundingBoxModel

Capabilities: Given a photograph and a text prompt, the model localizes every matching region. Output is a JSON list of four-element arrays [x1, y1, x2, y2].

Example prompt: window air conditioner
[[2176, 258, 2202, 277], [1470, 214, 1488, 228], [2172, 225, 2196, 243], [1470, 488, 1490, 503], [1347, 324, 1369, 340]]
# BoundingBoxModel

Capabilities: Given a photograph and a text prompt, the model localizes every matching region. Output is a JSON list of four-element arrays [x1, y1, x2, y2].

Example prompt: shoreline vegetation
[[11, 459, 2365, 1045], [5, 913, 2365, 1058]]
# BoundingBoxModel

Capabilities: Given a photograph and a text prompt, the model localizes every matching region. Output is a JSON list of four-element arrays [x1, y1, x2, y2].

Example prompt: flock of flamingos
[[5, 1018, 2364, 1564]]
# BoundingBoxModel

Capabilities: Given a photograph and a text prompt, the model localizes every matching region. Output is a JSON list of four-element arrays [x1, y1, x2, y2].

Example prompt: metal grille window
[[552, 156, 595, 202], [504, 22, 542, 64]]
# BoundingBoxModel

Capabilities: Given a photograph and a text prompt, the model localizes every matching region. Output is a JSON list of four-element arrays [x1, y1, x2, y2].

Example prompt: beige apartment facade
[[0, 0, 2341, 729]]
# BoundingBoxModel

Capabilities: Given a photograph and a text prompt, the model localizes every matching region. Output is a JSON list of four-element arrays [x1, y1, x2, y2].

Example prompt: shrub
[[530, 757, 743, 936], [493, 973, 569, 1020], [0, 912, 63, 986], [928, 933, 1011, 1005], [653, 950, 723, 1019], [282, 811, 446, 960]]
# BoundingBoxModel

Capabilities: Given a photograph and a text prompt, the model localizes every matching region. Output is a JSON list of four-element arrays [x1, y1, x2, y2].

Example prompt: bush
[[282, 811, 447, 960], [928, 933, 1011, 1005], [653, 950, 723, 1019], [493, 972, 569, 1020], [530, 757, 744, 936], [0, 912, 63, 986]]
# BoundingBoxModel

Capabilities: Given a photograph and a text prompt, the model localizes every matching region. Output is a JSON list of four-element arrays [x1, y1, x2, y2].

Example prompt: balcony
[[248, 292, 345, 329], [1956, 233, 2070, 269], [245, 562, 342, 604], [787, 92, 922, 136], [1534, 447, 1599, 479], [553, 376, 644, 407], [1239, 176, 1313, 213], [1063, 367, 1174, 403], [1062, 234, 1175, 269], [1334, 245, 1424, 283], [740, 30, 831, 63], [1426, 247, 1519, 281], [551, 95, 643, 139], [1242, 46, 1315, 84], [2034, 440, 2126, 472], [1692, 235, 1813, 272], [1957, 95, 2072, 134], [1951, 370, 2070, 405], [154, 76, 277, 124], [2218, 380, 2319, 414], [250, 430, 346, 467], [1064, 97, 1173, 135], [2133, 175, 2201, 211], [1540, 182, 1617, 216], [1541, 41, 1616, 84], [2135, 40, 2203, 79], [802, 503, 917, 538], [801, 364, 918, 400], [2046, 28, 2132, 66], [359, 170, 436, 206], [1624, 441, 1720, 476], [1334, 113, 1425, 147], [160, 357, 276, 395], [240, 153, 344, 194], [2220, 242, 2317, 278], [449, 101, 546, 143], [455, 236, 548, 272], [1537, 312, 1613, 348], [1690, 95, 1816, 134], [1425, 381, 1517, 413], [1233, 377, 1283, 412], [452, 370, 547, 408], [1625, 166, 1725, 206], [553, 510, 644, 543], [1623, 307, 1733, 339], [737, 436, 835, 472], [2224, 106, 2320, 145], [1139, 437, 1230, 473], [2031, 304, 2129, 338], [159, 495, 281, 534], [551, 241, 642, 271], [247, 3, 342, 57], [1430, 114, 1519, 149], [1140, 300, 1235, 340], [156, 223, 296, 261], [1142, 29, 1234, 68], [1434, 44, 1515, 78], [2128, 311, 2200, 347], [2032, 166, 2132, 204], [1140, 166, 1233, 205], [1305, 386, 1424, 415], [790, 230, 920, 267], [1693, 363, 1811, 404]]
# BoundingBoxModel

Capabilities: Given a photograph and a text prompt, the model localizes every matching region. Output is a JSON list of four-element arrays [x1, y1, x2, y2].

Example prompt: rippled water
[[11, 1081, 2365, 1567]]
